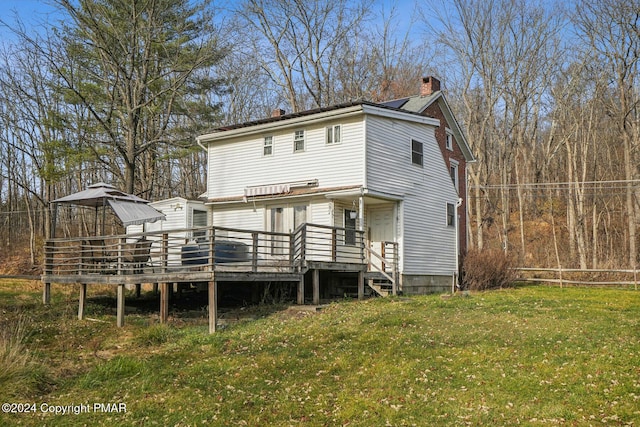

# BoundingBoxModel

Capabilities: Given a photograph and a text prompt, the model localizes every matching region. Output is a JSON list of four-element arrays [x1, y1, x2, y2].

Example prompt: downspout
[[454, 197, 463, 293], [196, 136, 207, 152]]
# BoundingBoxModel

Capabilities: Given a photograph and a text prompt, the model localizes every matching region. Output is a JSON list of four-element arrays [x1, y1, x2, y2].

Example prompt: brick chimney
[[271, 108, 285, 118], [420, 76, 441, 96]]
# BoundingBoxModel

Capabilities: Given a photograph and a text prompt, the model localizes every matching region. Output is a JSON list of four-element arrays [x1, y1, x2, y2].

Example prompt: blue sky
[[0, 0, 59, 39], [1, 0, 419, 41]]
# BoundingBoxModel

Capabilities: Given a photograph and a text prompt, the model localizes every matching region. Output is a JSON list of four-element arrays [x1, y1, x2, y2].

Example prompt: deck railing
[[43, 223, 372, 281], [293, 223, 366, 265]]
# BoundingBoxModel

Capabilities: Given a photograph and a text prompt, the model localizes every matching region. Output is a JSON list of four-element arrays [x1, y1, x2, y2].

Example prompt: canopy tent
[[107, 199, 165, 227], [51, 183, 166, 236]]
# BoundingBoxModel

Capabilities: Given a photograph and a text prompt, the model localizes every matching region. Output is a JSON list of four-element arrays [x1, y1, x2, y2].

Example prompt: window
[[449, 160, 459, 192], [192, 209, 208, 240], [411, 139, 423, 166], [263, 136, 273, 156], [326, 125, 341, 144], [446, 203, 455, 227], [446, 131, 453, 151], [294, 130, 305, 152], [344, 209, 357, 246]]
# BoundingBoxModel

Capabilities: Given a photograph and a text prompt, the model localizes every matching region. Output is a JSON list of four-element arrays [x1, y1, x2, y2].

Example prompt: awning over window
[[244, 184, 291, 198], [108, 200, 166, 227]]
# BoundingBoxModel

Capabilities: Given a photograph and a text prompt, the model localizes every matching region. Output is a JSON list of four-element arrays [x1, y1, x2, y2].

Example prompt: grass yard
[[0, 281, 639, 426]]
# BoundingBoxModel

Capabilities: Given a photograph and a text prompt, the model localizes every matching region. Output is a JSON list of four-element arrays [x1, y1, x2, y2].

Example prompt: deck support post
[[297, 274, 305, 305], [312, 269, 320, 305], [43, 283, 51, 305], [159, 282, 169, 324], [208, 278, 217, 334], [135, 284, 141, 298], [116, 284, 125, 327], [358, 270, 364, 300], [78, 283, 87, 320]]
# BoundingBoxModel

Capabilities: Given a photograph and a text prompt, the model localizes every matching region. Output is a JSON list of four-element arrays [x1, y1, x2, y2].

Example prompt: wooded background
[[0, 0, 639, 273]]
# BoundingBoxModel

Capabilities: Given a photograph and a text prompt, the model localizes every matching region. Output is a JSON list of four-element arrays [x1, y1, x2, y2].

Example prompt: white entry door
[[368, 207, 395, 270]]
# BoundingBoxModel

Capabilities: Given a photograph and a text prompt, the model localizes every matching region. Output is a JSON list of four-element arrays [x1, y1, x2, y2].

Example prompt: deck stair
[[365, 243, 398, 297], [365, 272, 394, 297]]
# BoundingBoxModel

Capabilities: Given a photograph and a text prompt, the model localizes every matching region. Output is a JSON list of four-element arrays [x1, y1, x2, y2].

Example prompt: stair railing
[[365, 242, 398, 295]]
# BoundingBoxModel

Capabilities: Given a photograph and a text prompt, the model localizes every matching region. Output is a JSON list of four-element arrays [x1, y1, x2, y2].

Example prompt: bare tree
[[427, 0, 563, 257], [236, 0, 373, 112], [573, 0, 640, 269]]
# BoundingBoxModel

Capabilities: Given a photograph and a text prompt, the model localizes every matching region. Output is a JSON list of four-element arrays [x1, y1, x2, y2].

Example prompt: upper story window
[[294, 130, 305, 152], [326, 125, 341, 144], [445, 130, 453, 151], [263, 136, 273, 156], [411, 139, 424, 166], [449, 159, 459, 192]]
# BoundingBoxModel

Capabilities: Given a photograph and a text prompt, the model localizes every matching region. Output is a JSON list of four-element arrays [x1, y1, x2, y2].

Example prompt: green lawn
[[1, 281, 639, 426]]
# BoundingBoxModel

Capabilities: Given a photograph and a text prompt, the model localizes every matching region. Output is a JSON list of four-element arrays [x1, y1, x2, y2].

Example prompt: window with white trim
[[294, 130, 305, 152], [446, 131, 453, 151], [326, 125, 341, 144], [263, 136, 273, 156], [411, 139, 423, 166], [446, 203, 455, 227]]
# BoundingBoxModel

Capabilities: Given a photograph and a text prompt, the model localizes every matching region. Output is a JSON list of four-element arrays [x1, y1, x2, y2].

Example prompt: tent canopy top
[[52, 182, 148, 207], [51, 183, 166, 231]]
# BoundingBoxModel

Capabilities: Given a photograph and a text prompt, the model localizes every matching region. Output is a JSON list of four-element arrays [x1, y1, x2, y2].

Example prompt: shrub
[[461, 248, 517, 291]]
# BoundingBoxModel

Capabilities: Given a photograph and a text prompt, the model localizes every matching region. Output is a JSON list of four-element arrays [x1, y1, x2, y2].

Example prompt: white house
[[197, 83, 473, 294]]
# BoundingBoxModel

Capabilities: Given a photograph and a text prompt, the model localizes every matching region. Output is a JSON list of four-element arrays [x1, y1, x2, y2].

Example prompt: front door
[[368, 206, 395, 270]]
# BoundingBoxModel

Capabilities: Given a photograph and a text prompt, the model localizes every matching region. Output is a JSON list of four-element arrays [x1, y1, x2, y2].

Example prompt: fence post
[[558, 265, 563, 288], [43, 240, 53, 305]]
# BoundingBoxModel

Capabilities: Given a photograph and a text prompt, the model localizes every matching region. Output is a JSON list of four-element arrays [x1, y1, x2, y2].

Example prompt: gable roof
[[197, 101, 440, 143], [197, 92, 474, 164], [381, 92, 476, 163]]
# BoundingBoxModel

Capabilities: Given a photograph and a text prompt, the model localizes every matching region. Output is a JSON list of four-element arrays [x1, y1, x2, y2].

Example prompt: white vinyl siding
[[210, 205, 265, 233], [206, 117, 364, 199], [204, 108, 458, 278], [365, 115, 458, 276]]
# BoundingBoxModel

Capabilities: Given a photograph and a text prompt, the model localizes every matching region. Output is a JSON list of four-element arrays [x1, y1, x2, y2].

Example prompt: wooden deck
[[42, 224, 398, 333]]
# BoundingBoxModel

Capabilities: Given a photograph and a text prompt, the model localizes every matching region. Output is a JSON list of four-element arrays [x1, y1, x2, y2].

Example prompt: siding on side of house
[[206, 116, 365, 199], [127, 198, 205, 234], [210, 204, 265, 234], [210, 197, 334, 232], [365, 115, 458, 276]]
